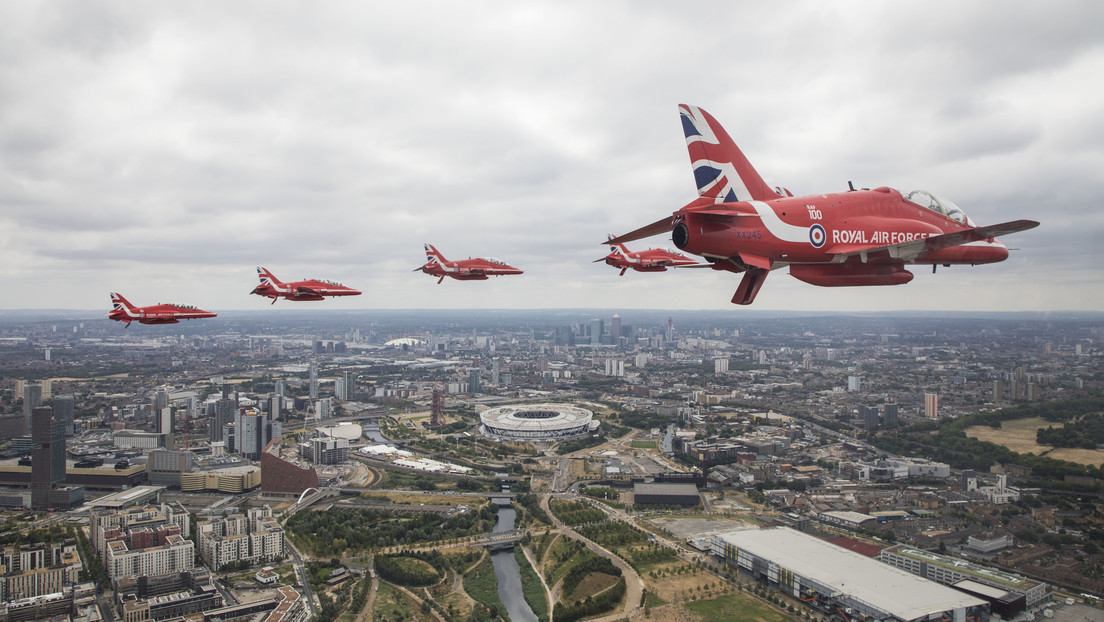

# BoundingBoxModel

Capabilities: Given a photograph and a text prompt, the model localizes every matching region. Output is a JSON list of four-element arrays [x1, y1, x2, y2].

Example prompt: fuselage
[[252, 279, 361, 301], [108, 302, 217, 325], [419, 259, 524, 280], [603, 248, 699, 272], [671, 187, 1009, 268]]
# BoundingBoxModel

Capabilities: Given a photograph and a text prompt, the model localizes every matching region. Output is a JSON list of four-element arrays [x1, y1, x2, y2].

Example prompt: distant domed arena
[[479, 403, 597, 440]]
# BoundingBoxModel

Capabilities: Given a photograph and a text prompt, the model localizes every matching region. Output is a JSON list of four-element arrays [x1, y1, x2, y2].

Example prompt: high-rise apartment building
[[925, 393, 939, 419]]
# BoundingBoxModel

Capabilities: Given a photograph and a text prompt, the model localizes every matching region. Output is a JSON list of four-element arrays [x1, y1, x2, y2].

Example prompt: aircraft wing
[[830, 219, 1039, 263]]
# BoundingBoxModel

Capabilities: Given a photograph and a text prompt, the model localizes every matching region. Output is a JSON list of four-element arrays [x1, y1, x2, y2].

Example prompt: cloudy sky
[[1, 1, 1102, 313]]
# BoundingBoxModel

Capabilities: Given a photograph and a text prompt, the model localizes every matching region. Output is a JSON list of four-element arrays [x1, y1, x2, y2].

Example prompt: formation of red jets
[[108, 104, 1039, 325]]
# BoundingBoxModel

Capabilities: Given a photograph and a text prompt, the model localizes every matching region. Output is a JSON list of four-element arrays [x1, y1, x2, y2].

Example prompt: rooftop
[[717, 527, 986, 620]]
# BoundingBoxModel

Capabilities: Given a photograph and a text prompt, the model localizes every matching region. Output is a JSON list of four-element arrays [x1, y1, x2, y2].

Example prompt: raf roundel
[[809, 223, 827, 248]]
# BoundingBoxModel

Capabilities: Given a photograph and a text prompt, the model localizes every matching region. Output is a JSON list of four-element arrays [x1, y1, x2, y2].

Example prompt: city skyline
[[1, 3, 1102, 312]]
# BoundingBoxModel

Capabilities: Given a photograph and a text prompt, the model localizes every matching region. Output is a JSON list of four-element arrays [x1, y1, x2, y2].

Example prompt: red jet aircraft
[[250, 267, 362, 304], [610, 105, 1040, 305], [415, 244, 524, 284], [595, 239, 701, 276], [107, 292, 217, 327]]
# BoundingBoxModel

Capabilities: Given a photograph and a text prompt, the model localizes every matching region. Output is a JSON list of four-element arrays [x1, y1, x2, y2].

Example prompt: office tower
[[884, 401, 899, 426], [925, 393, 939, 419], [156, 406, 175, 436], [335, 378, 346, 401], [666, 316, 674, 341], [309, 359, 318, 399], [274, 379, 286, 397], [268, 395, 282, 421], [22, 383, 42, 435], [611, 314, 622, 344], [52, 395, 75, 437], [590, 318, 603, 345], [469, 369, 481, 394], [209, 399, 236, 443], [31, 407, 65, 510]]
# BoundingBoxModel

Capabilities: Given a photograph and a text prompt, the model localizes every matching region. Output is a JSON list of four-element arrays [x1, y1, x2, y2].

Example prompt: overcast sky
[[1, 1, 1102, 313]]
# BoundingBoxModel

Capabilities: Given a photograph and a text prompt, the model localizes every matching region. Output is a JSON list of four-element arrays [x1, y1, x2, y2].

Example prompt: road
[[285, 538, 319, 619]]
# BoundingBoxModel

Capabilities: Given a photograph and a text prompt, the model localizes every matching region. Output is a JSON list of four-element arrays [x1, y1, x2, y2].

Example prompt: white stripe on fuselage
[[748, 201, 809, 243]]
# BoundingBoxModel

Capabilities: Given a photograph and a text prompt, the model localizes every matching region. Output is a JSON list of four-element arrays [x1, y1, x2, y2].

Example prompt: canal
[[490, 507, 538, 622]]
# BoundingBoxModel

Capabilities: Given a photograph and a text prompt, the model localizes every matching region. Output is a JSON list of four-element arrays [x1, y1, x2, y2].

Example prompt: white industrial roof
[[717, 527, 986, 620]]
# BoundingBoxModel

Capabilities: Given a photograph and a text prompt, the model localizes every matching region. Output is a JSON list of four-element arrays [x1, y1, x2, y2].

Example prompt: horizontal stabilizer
[[608, 216, 673, 245]]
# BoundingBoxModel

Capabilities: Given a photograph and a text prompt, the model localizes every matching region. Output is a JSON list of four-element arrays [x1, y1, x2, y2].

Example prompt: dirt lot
[[964, 417, 1056, 454], [965, 417, 1104, 466]]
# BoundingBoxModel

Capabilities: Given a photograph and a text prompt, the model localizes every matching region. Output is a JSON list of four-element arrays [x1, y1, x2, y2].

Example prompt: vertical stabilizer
[[424, 244, 447, 264], [679, 104, 777, 203]]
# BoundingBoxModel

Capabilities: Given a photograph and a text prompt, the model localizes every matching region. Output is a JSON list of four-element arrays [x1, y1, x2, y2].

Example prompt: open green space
[[685, 593, 795, 622], [462, 555, 505, 620], [516, 547, 549, 622], [631, 440, 657, 449]]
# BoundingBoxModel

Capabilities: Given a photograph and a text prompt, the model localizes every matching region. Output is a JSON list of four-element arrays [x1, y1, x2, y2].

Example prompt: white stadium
[[479, 403, 598, 440]]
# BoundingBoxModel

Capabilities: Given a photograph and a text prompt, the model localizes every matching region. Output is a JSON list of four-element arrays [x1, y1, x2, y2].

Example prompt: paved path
[[540, 493, 645, 621]]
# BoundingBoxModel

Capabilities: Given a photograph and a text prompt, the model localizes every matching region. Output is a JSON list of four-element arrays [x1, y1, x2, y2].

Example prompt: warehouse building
[[713, 527, 988, 622], [879, 545, 1047, 611], [633, 482, 700, 507]]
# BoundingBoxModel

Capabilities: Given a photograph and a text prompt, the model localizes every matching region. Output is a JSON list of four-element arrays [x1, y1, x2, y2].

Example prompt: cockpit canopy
[[903, 190, 974, 226]]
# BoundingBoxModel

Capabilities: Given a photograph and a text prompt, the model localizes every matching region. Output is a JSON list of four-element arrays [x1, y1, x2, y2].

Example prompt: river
[[490, 507, 538, 622]]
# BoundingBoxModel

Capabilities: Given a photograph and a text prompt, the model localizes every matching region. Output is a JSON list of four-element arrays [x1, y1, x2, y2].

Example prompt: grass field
[[631, 440, 657, 449], [685, 593, 796, 622], [964, 417, 1104, 466]]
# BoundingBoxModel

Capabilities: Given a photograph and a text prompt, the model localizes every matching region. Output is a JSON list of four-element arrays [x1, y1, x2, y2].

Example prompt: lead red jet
[[610, 105, 1040, 305], [415, 244, 523, 284], [594, 238, 701, 276], [250, 267, 362, 304], [107, 292, 217, 327]]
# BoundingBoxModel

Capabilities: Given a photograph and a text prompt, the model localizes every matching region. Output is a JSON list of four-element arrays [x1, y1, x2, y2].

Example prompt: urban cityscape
[[0, 309, 1102, 622]]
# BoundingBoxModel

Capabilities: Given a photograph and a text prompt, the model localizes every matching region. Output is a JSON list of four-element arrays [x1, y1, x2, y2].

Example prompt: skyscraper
[[31, 407, 65, 510], [52, 395, 75, 437], [232, 409, 280, 459], [610, 314, 622, 344], [590, 318, 604, 345], [22, 383, 42, 435], [268, 395, 282, 421], [209, 399, 236, 443], [309, 359, 319, 399]]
